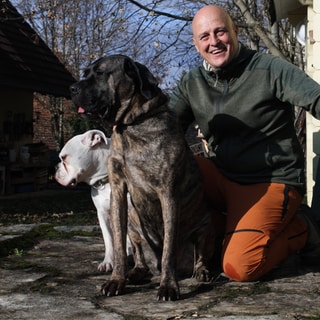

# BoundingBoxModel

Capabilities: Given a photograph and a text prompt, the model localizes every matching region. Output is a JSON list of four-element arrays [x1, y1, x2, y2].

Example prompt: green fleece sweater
[[169, 45, 320, 192]]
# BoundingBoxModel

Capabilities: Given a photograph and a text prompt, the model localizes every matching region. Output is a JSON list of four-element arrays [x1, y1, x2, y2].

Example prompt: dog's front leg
[[91, 185, 114, 272], [97, 207, 114, 272], [193, 212, 216, 282], [157, 197, 180, 301], [101, 181, 128, 296]]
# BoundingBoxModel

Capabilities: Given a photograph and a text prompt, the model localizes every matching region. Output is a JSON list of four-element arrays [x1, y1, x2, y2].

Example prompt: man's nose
[[209, 34, 220, 45]]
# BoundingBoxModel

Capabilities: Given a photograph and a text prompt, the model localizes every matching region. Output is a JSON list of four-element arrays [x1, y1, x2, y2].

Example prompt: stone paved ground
[[0, 224, 320, 320]]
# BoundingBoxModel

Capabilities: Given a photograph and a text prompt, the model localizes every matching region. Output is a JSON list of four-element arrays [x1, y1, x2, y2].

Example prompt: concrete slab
[[0, 225, 320, 320]]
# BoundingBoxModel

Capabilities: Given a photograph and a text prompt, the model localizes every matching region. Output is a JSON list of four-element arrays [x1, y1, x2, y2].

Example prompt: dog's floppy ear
[[124, 58, 158, 100], [81, 130, 109, 148]]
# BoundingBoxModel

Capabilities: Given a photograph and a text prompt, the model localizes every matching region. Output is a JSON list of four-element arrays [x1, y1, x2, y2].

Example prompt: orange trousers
[[195, 156, 308, 282]]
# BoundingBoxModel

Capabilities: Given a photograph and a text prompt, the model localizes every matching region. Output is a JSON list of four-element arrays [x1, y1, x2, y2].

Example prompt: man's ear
[[192, 37, 200, 53], [234, 24, 239, 36]]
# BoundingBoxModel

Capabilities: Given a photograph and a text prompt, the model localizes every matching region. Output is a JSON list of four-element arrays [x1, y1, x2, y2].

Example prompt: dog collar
[[92, 176, 109, 190]]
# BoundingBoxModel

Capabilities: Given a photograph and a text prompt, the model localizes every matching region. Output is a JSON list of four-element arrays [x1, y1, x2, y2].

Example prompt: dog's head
[[55, 129, 110, 187], [70, 55, 165, 131]]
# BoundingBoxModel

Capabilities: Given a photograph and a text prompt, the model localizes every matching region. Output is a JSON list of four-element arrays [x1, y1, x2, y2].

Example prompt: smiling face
[[192, 6, 239, 70]]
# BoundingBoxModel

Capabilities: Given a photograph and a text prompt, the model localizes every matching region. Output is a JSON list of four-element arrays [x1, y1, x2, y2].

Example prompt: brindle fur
[[70, 55, 215, 301]]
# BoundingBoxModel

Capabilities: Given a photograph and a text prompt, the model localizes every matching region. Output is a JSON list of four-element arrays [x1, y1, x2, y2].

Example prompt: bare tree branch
[[233, 0, 287, 59], [127, 0, 192, 21]]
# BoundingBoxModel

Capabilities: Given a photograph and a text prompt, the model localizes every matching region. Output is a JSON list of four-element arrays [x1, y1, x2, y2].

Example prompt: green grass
[[0, 187, 98, 226]]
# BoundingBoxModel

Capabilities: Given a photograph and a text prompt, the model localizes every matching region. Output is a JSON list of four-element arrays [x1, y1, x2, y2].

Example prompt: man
[[169, 5, 320, 282]]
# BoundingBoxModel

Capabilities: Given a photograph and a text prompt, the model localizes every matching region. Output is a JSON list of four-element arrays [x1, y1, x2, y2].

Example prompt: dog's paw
[[157, 280, 180, 301], [193, 265, 212, 282], [127, 267, 150, 284], [98, 261, 113, 273], [101, 279, 126, 297]]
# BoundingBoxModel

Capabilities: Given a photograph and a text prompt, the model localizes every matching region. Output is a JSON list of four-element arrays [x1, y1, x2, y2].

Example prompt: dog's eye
[[96, 70, 104, 76], [83, 69, 90, 78]]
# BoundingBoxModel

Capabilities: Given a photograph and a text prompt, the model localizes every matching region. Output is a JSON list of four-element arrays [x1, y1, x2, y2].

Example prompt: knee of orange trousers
[[221, 231, 279, 282], [221, 221, 308, 282], [222, 253, 268, 282]]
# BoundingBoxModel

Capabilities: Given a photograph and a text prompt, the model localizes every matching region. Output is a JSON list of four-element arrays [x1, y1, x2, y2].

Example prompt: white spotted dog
[[55, 129, 131, 272]]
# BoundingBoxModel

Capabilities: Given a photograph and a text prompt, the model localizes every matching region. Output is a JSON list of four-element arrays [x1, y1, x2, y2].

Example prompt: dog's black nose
[[70, 83, 80, 96]]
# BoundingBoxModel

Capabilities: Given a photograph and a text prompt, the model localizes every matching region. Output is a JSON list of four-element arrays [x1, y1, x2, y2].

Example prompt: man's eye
[[200, 35, 209, 41], [216, 30, 226, 37]]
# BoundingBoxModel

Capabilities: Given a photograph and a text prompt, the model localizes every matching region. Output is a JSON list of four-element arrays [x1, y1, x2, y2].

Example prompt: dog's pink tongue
[[78, 106, 86, 114]]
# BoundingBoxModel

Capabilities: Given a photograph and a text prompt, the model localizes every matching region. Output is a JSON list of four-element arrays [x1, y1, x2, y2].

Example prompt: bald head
[[192, 6, 234, 36], [192, 5, 239, 69]]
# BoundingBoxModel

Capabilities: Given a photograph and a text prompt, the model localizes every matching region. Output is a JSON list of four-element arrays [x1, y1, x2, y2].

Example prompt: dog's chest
[[110, 126, 180, 171]]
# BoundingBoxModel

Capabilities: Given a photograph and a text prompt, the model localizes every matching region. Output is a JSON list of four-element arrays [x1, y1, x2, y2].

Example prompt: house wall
[[0, 87, 33, 152], [32, 96, 78, 152], [33, 98, 59, 151], [306, 2, 320, 215]]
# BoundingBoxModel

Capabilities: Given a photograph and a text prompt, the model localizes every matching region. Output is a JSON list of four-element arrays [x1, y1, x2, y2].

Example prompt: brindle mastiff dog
[[69, 55, 215, 301]]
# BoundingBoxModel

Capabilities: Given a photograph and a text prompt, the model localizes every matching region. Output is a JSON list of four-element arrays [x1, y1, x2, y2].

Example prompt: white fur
[[55, 129, 131, 272]]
